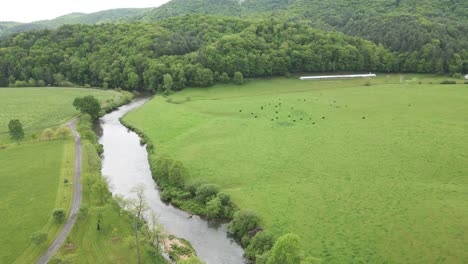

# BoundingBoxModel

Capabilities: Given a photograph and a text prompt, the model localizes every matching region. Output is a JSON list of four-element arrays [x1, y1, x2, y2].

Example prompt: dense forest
[[0, 15, 400, 91], [0, 0, 466, 91]]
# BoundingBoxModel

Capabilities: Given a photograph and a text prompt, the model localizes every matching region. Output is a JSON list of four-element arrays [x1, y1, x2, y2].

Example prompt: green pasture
[[0, 87, 120, 143], [124, 75, 468, 263], [0, 139, 74, 264]]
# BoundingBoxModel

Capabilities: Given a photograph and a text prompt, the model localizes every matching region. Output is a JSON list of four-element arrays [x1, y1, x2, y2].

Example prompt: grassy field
[[124, 75, 468, 263], [0, 87, 124, 263], [0, 139, 74, 264], [0, 87, 121, 143]]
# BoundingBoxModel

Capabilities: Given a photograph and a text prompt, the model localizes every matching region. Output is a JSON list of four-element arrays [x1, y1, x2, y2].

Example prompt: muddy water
[[98, 98, 244, 264]]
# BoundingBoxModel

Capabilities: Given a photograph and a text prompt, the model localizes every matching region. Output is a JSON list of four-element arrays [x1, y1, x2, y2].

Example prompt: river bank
[[99, 98, 245, 264]]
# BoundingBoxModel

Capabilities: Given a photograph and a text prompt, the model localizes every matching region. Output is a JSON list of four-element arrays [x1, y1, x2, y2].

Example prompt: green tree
[[73, 95, 101, 120], [196, 184, 219, 204], [220, 72, 230, 83], [41, 128, 56, 140], [246, 231, 276, 261], [53, 208, 66, 224], [128, 184, 148, 264], [8, 119, 24, 143], [206, 197, 222, 218], [163, 73, 174, 94], [168, 160, 186, 187], [30, 231, 48, 245], [144, 212, 166, 254], [233, 71, 244, 85], [92, 178, 109, 205], [228, 210, 260, 245], [82, 173, 97, 191], [267, 233, 301, 264]]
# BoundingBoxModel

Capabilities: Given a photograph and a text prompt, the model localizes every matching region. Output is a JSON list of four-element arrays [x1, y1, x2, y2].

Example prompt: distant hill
[[0, 8, 150, 38], [132, 0, 242, 21], [1, 0, 466, 74], [132, 0, 467, 73]]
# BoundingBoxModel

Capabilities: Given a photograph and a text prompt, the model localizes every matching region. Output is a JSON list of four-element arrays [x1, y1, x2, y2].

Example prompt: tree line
[[0, 15, 465, 93]]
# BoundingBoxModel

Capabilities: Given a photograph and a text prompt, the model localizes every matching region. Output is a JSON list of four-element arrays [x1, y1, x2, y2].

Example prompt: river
[[98, 98, 245, 264]]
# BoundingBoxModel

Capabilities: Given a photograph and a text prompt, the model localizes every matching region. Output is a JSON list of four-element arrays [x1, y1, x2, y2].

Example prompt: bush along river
[[97, 98, 245, 264]]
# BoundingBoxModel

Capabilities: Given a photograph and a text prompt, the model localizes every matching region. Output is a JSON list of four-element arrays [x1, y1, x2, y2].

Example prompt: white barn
[[465, 74, 468, 80], [300, 73, 376, 80]]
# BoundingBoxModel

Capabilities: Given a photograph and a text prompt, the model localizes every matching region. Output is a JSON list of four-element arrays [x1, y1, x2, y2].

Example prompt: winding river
[[98, 98, 244, 264]]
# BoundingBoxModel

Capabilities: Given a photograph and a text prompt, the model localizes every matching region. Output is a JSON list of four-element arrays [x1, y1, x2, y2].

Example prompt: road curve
[[37, 118, 82, 264]]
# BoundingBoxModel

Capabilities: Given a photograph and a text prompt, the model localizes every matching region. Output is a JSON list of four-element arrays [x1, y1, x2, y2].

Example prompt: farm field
[[0, 139, 74, 264], [0, 87, 123, 263], [124, 75, 468, 263], [0, 87, 121, 143]]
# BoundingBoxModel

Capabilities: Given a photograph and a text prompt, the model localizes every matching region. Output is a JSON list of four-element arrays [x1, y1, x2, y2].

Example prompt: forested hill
[[0, 15, 398, 90], [0, 1, 466, 91], [135, 0, 468, 74], [0, 8, 150, 38], [133, 0, 242, 21], [282, 0, 468, 73]]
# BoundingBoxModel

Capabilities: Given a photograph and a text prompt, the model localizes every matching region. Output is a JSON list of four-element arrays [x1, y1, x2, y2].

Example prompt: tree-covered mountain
[[0, 0, 466, 89], [0, 8, 150, 38], [282, 0, 468, 73], [133, 0, 468, 74], [0, 15, 398, 90], [133, 0, 242, 21]]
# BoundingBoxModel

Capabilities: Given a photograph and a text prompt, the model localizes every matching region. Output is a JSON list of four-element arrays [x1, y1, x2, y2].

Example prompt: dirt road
[[37, 118, 82, 264]]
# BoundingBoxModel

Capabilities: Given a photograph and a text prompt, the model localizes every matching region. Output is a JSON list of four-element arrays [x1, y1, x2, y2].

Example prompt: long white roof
[[300, 73, 376, 80]]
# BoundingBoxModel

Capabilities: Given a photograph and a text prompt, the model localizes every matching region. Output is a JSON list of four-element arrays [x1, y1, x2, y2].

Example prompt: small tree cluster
[[153, 155, 186, 188], [153, 155, 234, 219], [228, 210, 261, 246], [245, 231, 276, 262]]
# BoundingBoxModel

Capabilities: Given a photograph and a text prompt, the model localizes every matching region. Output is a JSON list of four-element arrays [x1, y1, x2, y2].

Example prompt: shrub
[[464, 81, 468, 84], [154, 155, 173, 184], [217, 192, 231, 205], [245, 231, 276, 261], [228, 210, 261, 245], [267, 233, 301, 264], [440, 80, 456, 84], [452, 73, 462, 79], [220, 72, 230, 83], [56, 126, 71, 138], [41, 128, 56, 140], [30, 231, 48, 245], [233, 71, 244, 85], [185, 179, 205, 196], [77, 204, 89, 220], [53, 208, 66, 223], [168, 161, 187, 188], [195, 184, 219, 204], [206, 197, 223, 219]]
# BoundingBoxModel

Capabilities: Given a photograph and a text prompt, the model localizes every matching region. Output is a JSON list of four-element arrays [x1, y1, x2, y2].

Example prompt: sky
[[0, 0, 171, 23]]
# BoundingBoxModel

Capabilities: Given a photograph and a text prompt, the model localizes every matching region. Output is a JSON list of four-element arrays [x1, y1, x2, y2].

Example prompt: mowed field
[[0, 140, 73, 263], [124, 75, 468, 263], [0, 87, 120, 263], [0, 87, 121, 143]]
